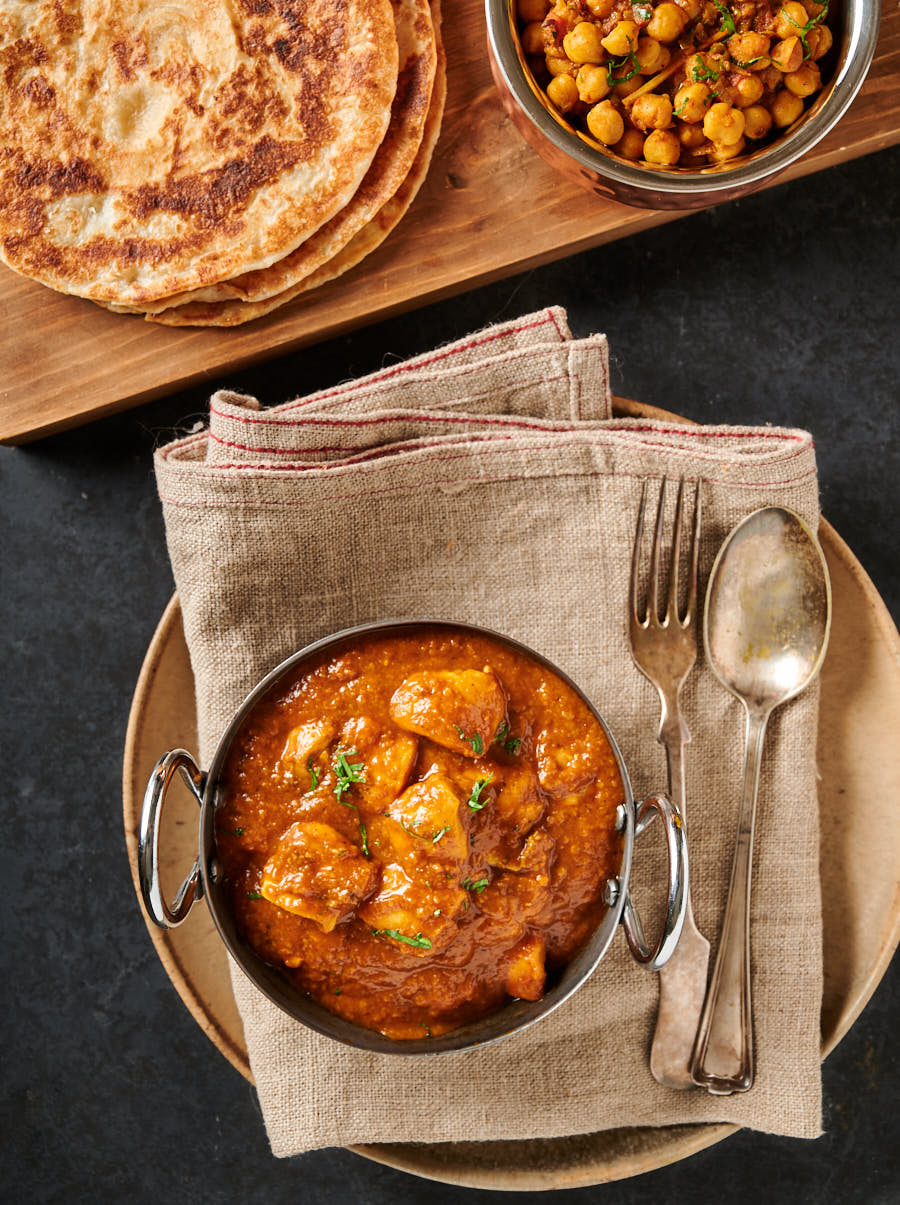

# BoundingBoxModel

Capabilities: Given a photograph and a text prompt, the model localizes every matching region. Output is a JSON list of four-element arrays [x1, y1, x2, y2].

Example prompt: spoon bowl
[[690, 507, 831, 1095], [705, 508, 832, 717]]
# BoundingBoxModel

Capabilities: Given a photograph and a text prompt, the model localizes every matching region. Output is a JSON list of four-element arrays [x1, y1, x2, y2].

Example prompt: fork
[[629, 476, 711, 1089]]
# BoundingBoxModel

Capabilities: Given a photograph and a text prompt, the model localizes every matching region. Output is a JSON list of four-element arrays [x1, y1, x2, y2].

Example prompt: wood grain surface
[[2, 0, 898, 445]]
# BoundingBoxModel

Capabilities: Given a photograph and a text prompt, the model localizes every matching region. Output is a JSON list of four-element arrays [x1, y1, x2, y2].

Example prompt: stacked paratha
[[0, 0, 445, 326]]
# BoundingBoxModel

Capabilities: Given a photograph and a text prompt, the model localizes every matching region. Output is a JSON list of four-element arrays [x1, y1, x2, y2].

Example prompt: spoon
[[690, 506, 831, 1095]]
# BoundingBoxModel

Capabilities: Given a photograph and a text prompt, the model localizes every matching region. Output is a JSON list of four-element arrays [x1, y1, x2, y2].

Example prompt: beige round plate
[[123, 399, 900, 1190]]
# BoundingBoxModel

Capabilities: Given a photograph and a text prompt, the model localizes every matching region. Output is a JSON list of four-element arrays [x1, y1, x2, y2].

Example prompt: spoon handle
[[690, 706, 769, 1095]]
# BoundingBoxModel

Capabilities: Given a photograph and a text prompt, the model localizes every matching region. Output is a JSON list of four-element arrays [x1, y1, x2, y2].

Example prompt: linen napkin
[[154, 306, 823, 1154]]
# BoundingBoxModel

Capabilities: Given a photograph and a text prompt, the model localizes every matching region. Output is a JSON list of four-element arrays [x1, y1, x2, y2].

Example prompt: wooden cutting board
[[2, 1, 898, 445]]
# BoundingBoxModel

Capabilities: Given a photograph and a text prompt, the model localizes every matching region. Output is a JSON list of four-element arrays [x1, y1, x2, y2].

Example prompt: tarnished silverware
[[691, 507, 831, 1095], [629, 476, 711, 1089]]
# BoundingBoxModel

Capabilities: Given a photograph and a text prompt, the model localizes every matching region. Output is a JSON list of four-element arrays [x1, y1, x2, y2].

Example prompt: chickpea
[[563, 22, 605, 63], [601, 19, 639, 56], [784, 61, 821, 96], [521, 21, 545, 55], [673, 81, 711, 122], [646, 2, 687, 42], [613, 127, 646, 159], [802, 0, 826, 14], [631, 92, 674, 131], [774, 2, 809, 40], [614, 75, 644, 97], [635, 36, 670, 74], [727, 32, 770, 67], [770, 36, 803, 73], [732, 73, 765, 106], [585, 0, 615, 16], [770, 88, 804, 125], [546, 54, 576, 76], [702, 101, 745, 144], [805, 24, 833, 60], [643, 128, 681, 163], [517, 0, 550, 20], [678, 120, 708, 147], [547, 73, 580, 111], [576, 63, 610, 104], [675, 0, 702, 19], [742, 103, 773, 139], [586, 99, 625, 144], [709, 135, 746, 161]]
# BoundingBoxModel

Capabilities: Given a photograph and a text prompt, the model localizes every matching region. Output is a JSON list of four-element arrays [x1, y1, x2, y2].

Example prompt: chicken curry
[[215, 627, 625, 1039]]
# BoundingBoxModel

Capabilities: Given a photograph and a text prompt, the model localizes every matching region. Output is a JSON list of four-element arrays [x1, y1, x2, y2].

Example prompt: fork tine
[[649, 476, 666, 622], [666, 477, 686, 624], [686, 478, 701, 623], [630, 479, 649, 623]]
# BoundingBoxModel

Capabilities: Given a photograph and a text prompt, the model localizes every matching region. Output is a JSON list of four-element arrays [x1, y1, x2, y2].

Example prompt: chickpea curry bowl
[[487, 0, 880, 208], [140, 621, 687, 1054]]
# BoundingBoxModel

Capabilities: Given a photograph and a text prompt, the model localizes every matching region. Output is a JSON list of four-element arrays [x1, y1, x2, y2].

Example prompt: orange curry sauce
[[215, 628, 625, 1039]]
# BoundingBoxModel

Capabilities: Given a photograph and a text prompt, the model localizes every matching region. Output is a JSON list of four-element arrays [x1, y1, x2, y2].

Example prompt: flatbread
[[126, 0, 436, 314], [0, 0, 398, 305], [149, 3, 445, 328]]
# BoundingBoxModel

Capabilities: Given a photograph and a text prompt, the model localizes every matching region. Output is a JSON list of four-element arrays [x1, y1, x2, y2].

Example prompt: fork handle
[[648, 733, 711, 1089]]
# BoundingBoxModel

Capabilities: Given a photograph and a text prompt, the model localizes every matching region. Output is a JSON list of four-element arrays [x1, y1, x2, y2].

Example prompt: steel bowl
[[139, 619, 687, 1055], [486, 0, 880, 210]]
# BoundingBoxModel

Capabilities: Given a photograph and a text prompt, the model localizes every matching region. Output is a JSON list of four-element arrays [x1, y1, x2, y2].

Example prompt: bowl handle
[[139, 749, 205, 929], [622, 792, 688, 971]]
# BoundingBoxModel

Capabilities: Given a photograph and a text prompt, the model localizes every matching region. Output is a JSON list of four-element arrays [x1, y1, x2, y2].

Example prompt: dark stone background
[[2, 145, 898, 1204]]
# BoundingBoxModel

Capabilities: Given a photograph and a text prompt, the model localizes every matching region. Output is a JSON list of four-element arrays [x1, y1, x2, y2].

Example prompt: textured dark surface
[[2, 145, 898, 1205]]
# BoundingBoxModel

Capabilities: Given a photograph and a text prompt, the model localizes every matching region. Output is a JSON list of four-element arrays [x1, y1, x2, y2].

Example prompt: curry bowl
[[139, 619, 687, 1055], [486, 0, 880, 210]]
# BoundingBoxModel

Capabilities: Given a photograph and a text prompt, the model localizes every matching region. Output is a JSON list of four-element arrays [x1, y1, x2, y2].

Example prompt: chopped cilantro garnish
[[788, 0, 830, 57], [333, 749, 364, 800], [370, 927, 432, 948], [232, 826, 244, 836], [306, 755, 319, 791], [494, 721, 521, 755], [454, 724, 483, 754], [712, 0, 736, 35], [605, 38, 641, 87], [673, 97, 689, 117], [467, 775, 493, 811], [461, 877, 489, 894], [246, 891, 263, 899], [691, 59, 720, 84], [332, 749, 368, 856], [432, 825, 450, 843]]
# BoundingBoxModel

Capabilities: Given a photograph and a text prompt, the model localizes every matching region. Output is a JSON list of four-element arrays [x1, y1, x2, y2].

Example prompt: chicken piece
[[385, 773, 469, 861], [260, 821, 377, 933], [281, 720, 335, 774], [493, 765, 546, 836], [478, 829, 555, 921], [389, 668, 506, 759], [339, 715, 382, 755], [361, 732, 419, 808], [359, 862, 465, 954], [504, 933, 546, 1001]]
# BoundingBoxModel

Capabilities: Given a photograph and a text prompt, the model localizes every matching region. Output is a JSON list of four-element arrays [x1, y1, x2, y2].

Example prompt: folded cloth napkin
[[154, 306, 823, 1155]]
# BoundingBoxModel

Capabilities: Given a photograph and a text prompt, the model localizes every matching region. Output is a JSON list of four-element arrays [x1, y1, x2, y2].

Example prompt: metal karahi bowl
[[139, 619, 687, 1055], [486, 0, 880, 210]]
